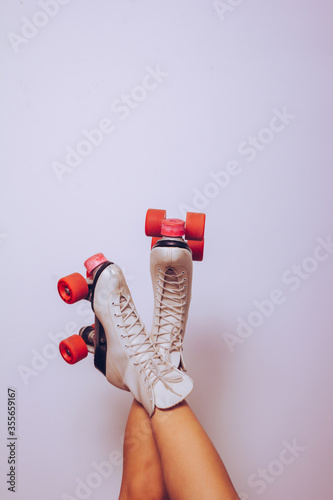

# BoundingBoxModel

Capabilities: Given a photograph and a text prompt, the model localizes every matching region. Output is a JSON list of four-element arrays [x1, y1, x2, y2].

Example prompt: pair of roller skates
[[57, 209, 205, 416]]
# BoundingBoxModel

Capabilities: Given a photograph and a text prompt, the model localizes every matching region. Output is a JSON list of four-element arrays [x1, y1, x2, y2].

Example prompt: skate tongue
[[164, 269, 183, 312], [119, 294, 152, 362], [157, 269, 184, 349], [118, 293, 183, 389], [118, 293, 186, 390]]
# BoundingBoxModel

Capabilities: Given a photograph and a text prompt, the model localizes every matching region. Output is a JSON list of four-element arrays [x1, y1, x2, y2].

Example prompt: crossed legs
[[118, 399, 169, 500], [119, 399, 240, 500]]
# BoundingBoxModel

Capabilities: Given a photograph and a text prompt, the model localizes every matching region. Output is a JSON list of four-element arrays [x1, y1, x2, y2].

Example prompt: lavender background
[[1, 1, 333, 499]]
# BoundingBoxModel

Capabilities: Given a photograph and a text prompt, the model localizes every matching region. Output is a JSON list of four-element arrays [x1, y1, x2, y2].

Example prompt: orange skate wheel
[[59, 335, 88, 364], [185, 212, 206, 241], [145, 209, 166, 237], [57, 273, 89, 304], [151, 236, 163, 249], [187, 239, 204, 261]]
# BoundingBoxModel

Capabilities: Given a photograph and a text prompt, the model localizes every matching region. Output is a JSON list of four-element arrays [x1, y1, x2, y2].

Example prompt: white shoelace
[[113, 294, 182, 392], [154, 268, 187, 355]]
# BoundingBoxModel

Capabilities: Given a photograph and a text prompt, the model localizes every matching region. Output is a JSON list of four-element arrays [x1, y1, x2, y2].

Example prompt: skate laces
[[154, 268, 187, 354], [113, 293, 183, 392]]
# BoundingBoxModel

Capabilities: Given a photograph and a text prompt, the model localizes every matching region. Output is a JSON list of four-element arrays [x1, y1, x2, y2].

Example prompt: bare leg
[[119, 399, 169, 500], [119, 398, 239, 500], [151, 401, 240, 500]]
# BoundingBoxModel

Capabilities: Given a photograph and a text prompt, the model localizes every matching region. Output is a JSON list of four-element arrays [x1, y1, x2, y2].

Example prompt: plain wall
[[1, 1, 333, 499]]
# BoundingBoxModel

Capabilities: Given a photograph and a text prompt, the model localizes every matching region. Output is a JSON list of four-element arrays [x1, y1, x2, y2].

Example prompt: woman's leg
[[118, 399, 169, 500], [151, 401, 240, 500], [119, 398, 239, 500]]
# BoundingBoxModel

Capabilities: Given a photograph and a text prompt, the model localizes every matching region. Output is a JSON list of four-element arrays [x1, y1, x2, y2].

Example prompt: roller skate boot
[[145, 209, 205, 371], [57, 253, 193, 416]]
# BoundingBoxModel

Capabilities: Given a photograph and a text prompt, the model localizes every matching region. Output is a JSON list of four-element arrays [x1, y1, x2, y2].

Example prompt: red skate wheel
[[145, 209, 166, 237], [57, 273, 89, 304], [187, 239, 204, 261], [185, 212, 206, 241], [59, 335, 88, 364], [151, 236, 162, 249]]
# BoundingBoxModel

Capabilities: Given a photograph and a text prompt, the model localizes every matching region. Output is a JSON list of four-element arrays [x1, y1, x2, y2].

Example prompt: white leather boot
[[149, 219, 195, 371], [85, 254, 193, 416]]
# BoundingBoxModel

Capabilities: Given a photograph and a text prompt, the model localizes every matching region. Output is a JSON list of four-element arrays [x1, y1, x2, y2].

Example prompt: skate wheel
[[59, 335, 88, 364], [151, 236, 162, 249], [145, 209, 166, 237], [57, 273, 89, 304], [187, 239, 204, 261], [185, 212, 206, 241]]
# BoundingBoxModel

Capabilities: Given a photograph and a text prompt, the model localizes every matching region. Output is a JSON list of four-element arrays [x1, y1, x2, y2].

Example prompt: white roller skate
[[145, 209, 205, 371], [57, 253, 193, 416]]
